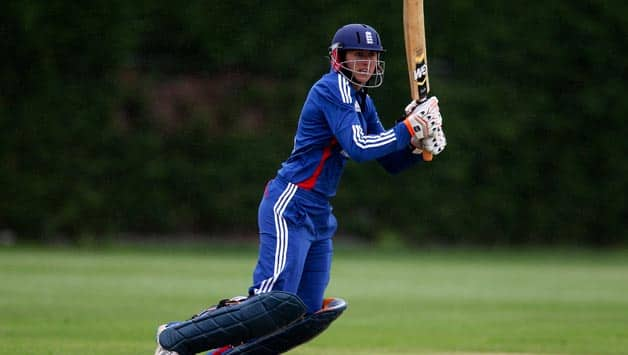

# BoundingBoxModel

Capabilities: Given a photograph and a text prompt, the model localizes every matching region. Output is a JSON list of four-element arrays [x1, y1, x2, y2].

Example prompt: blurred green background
[[1, 1, 627, 246]]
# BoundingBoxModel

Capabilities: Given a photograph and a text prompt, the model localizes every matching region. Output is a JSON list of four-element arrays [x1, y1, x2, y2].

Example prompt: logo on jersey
[[365, 31, 374, 44], [354, 101, 361, 112]]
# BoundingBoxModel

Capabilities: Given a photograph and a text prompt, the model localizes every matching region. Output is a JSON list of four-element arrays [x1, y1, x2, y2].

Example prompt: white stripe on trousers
[[257, 182, 298, 294]]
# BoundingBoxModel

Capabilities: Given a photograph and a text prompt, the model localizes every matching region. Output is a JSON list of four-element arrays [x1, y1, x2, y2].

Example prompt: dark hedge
[[1, 1, 626, 245]]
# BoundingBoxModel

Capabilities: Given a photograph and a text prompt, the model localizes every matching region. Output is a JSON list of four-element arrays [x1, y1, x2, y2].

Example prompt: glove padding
[[411, 126, 447, 155], [403, 97, 442, 140]]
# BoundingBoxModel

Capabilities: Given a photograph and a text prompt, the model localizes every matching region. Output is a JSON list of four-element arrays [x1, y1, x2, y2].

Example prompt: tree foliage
[[1, 1, 626, 245]]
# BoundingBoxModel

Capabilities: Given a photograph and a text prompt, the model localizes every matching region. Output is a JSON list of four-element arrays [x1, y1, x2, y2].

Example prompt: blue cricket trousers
[[249, 176, 337, 314]]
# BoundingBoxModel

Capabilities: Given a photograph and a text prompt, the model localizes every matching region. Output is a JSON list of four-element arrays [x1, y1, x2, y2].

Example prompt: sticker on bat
[[413, 56, 428, 85]]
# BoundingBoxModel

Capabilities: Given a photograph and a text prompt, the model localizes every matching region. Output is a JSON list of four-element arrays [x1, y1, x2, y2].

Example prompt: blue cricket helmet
[[329, 24, 385, 52]]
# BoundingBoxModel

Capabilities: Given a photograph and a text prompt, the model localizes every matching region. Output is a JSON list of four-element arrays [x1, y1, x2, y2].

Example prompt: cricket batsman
[[154, 23, 447, 355]]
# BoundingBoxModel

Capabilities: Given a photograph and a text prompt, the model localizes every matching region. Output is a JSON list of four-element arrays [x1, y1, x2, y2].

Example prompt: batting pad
[[226, 297, 348, 354], [158, 291, 307, 355]]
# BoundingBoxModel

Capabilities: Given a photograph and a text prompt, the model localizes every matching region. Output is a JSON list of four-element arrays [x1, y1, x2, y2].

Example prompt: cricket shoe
[[154, 322, 181, 355]]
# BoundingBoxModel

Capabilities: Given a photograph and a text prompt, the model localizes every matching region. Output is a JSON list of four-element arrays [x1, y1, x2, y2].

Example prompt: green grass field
[[1, 245, 627, 354]]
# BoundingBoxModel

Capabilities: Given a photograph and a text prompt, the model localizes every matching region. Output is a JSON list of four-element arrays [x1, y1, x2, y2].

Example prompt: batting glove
[[403, 96, 442, 141], [403, 99, 419, 115], [411, 126, 447, 155]]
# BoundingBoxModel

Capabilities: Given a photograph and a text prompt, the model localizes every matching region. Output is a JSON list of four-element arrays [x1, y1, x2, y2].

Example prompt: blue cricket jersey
[[276, 69, 422, 198]]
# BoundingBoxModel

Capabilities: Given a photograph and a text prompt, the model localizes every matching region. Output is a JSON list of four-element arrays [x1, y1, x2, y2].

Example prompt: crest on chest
[[354, 100, 362, 113]]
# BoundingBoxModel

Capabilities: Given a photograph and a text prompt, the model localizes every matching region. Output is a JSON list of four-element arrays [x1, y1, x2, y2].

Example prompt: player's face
[[345, 50, 379, 85]]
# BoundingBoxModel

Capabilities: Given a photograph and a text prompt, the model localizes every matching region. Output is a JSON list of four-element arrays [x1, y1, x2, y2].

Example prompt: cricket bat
[[403, 0, 433, 161]]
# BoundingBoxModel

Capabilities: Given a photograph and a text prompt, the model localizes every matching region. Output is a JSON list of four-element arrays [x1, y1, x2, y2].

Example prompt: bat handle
[[422, 151, 433, 161]]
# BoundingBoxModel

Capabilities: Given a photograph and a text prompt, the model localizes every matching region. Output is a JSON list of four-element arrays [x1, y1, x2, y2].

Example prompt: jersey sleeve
[[363, 95, 423, 173], [377, 148, 424, 174], [315, 78, 411, 163]]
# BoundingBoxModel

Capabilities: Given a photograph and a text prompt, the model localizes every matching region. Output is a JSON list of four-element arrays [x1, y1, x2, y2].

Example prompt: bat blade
[[403, 0, 433, 161]]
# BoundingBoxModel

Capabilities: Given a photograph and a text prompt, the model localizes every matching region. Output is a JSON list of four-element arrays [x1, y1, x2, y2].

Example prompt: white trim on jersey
[[337, 74, 353, 104], [351, 125, 397, 149], [256, 182, 298, 294]]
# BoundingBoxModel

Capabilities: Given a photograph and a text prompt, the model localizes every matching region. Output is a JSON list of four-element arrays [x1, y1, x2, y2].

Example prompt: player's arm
[[377, 147, 423, 174], [316, 87, 411, 162], [363, 99, 425, 174]]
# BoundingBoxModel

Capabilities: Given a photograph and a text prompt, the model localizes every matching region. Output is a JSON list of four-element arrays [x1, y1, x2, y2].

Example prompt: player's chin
[[355, 73, 373, 85]]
